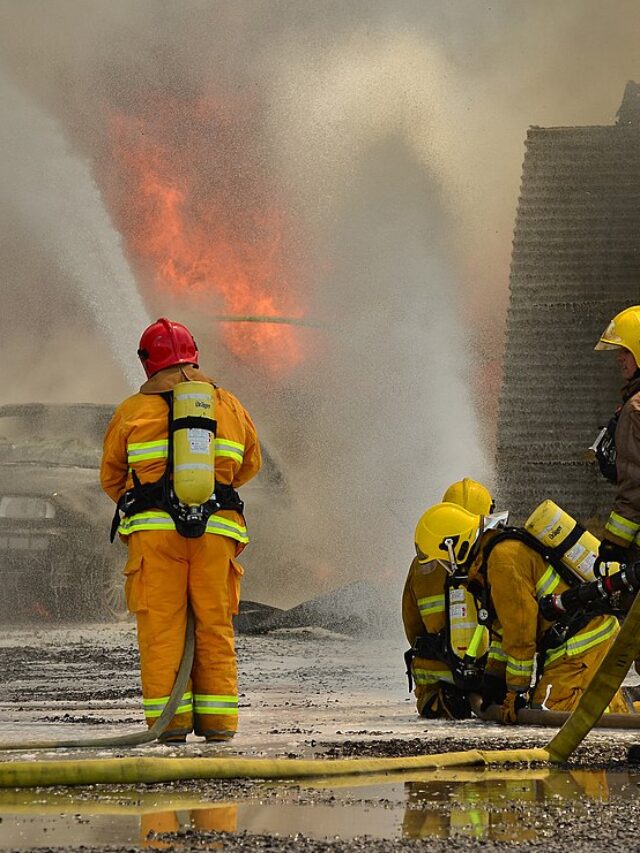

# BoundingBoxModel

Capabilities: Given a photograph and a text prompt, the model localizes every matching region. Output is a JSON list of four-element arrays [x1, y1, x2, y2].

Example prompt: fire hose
[[1, 594, 640, 787], [0, 609, 195, 751]]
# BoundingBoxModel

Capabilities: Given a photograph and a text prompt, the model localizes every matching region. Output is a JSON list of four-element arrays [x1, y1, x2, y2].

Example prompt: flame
[[103, 97, 308, 376]]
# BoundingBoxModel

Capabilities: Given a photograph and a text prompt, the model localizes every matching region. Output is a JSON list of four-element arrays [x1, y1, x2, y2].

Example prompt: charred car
[[0, 403, 285, 623], [0, 403, 121, 621]]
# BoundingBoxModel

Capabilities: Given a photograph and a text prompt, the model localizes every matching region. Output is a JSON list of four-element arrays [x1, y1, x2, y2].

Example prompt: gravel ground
[[2, 621, 640, 851]]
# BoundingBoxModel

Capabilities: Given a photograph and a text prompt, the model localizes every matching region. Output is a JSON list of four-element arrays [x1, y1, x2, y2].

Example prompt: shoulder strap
[[480, 527, 579, 589]]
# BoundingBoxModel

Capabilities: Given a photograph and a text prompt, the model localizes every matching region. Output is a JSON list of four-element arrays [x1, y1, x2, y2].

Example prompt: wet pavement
[[2, 621, 640, 851]]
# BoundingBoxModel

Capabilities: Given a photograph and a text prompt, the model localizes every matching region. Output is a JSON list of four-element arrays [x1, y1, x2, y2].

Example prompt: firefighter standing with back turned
[[101, 318, 261, 744]]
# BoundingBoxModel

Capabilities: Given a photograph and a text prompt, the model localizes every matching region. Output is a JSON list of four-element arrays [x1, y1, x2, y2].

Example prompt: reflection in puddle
[[0, 768, 637, 846], [402, 768, 625, 843]]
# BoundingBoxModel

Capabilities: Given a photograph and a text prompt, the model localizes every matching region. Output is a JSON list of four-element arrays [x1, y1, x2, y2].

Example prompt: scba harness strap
[[110, 392, 244, 542], [474, 528, 596, 682]]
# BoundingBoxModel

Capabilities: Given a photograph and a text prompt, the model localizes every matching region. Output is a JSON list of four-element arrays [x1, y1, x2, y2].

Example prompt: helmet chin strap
[[443, 538, 458, 576]]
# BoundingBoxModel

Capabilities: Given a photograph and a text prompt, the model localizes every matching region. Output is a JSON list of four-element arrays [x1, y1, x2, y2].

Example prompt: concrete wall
[[496, 94, 640, 523]]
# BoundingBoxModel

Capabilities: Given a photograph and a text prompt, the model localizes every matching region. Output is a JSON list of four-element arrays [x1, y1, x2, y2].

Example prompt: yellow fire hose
[[547, 589, 640, 761], [0, 595, 639, 787]]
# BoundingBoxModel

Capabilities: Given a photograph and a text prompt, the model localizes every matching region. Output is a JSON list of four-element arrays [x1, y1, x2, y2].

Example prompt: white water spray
[[0, 80, 148, 389]]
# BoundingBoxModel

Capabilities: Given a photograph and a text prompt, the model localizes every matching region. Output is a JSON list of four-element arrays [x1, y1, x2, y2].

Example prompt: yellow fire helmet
[[414, 502, 482, 572], [595, 305, 640, 366], [442, 478, 494, 516]]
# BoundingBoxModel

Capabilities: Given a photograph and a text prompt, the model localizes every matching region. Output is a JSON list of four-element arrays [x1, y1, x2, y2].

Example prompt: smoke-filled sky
[[0, 0, 639, 603]]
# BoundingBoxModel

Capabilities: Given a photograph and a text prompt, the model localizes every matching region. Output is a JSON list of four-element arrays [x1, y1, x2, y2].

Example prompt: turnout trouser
[[123, 529, 243, 740]]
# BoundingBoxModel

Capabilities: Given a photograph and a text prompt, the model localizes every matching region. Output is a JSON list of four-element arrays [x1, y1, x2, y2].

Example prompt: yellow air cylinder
[[172, 381, 216, 507], [448, 586, 489, 660], [524, 499, 602, 583]]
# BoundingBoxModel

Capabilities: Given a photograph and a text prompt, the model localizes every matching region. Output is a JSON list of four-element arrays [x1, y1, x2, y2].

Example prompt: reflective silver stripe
[[206, 517, 249, 543], [194, 695, 238, 715], [143, 692, 193, 718], [537, 508, 563, 541], [174, 463, 214, 472], [174, 393, 211, 401], [119, 511, 249, 543], [544, 617, 618, 666], [487, 644, 506, 662], [566, 616, 618, 656], [605, 512, 640, 542], [506, 657, 534, 676], [127, 441, 169, 462], [412, 667, 454, 685], [215, 439, 244, 462], [455, 621, 480, 631], [119, 514, 176, 533], [417, 594, 445, 614]]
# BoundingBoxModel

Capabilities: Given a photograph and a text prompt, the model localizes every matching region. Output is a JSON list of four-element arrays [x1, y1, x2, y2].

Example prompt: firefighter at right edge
[[101, 319, 261, 743], [594, 306, 640, 568]]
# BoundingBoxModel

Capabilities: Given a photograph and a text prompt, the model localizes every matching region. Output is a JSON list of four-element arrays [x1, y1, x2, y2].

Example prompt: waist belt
[[404, 632, 484, 693], [111, 472, 244, 542]]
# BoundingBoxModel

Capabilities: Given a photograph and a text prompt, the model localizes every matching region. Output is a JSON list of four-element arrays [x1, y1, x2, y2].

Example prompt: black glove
[[595, 538, 629, 577], [481, 673, 507, 712]]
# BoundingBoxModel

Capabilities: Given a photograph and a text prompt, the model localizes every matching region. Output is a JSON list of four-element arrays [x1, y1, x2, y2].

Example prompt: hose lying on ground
[[471, 695, 640, 729], [0, 609, 195, 751], [1, 595, 639, 787], [0, 747, 552, 788]]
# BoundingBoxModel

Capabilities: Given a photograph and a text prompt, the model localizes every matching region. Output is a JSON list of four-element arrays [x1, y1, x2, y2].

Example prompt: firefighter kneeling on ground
[[402, 478, 495, 719], [410, 502, 628, 723], [101, 318, 261, 744]]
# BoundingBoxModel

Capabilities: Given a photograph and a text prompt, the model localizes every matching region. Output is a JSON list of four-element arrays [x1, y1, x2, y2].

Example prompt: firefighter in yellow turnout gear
[[594, 306, 640, 567], [101, 319, 261, 743], [402, 479, 494, 718], [414, 502, 627, 722]]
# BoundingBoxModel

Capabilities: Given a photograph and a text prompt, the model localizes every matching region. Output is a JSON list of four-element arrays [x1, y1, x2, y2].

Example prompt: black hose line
[[540, 562, 640, 621]]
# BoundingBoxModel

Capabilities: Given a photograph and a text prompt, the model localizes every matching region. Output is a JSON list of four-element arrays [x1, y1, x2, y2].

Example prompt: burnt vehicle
[[0, 403, 286, 623], [0, 403, 121, 621]]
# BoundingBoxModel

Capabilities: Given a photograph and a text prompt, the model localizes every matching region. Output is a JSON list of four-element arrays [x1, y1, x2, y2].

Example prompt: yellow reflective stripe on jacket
[[119, 511, 249, 544], [545, 616, 619, 667], [214, 438, 244, 463], [605, 511, 640, 543], [127, 440, 169, 463], [487, 643, 507, 664], [205, 515, 249, 543], [536, 564, 561, 600], [412, 666, 454, 686], [193, 693, 238, 715], [142, 691, 193, 718], [127, 438, 244, 465], [119, 511, 176, 533], [506, 655, 535, 682], [417, 594, 445, 615]]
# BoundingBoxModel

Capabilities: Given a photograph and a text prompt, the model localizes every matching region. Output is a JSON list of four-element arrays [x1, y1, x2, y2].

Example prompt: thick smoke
[[0, 1, 638, 605]]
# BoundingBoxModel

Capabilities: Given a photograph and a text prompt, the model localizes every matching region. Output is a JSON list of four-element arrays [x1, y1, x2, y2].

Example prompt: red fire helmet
[[137, 318, 199, 378]]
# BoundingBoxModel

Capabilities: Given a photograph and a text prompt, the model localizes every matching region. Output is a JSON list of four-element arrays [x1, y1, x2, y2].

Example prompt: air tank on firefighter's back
[[172, 381, 216, 507], [525, 499, 618, 583]]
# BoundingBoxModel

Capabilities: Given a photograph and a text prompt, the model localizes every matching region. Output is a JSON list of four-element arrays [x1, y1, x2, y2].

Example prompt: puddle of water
[[0, 768, 638, 847]]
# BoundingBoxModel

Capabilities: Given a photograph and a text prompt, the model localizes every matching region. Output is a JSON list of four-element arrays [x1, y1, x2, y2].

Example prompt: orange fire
[[103, 97, 308, 376]]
